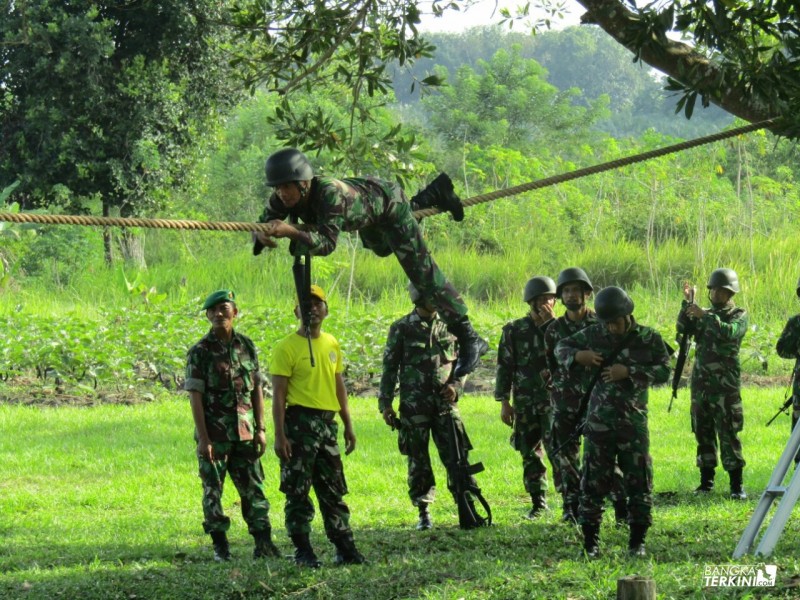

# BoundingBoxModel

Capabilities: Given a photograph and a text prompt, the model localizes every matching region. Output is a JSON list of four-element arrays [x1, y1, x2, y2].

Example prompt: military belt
[[286, 405, 336, 422]]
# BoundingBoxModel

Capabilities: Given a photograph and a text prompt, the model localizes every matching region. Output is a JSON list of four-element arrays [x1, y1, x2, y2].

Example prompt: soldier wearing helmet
[[776, 276, 800, 463], [556, 286, 670, 558], [544, 268, 627, 526], [677, 268, 749, 499], [378, 283, 478, 530], [494, 276, 558, 519], [253, 148, 487, 378]]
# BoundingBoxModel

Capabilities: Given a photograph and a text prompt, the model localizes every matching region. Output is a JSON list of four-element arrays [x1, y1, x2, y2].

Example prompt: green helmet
[[594, 286, 634, 322], [264, 148, 314, 186], [523, 276, 557, 303], [556, 267, 593, 299], [706, 268, 740, 293]]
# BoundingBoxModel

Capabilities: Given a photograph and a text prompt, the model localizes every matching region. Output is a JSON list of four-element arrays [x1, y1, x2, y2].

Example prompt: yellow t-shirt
[[269, 331, 343, 411]]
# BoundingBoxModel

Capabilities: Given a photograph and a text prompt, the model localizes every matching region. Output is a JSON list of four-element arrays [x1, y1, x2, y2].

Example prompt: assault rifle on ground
[[669, 285, 696, 413], [292, 253, 315, 367]]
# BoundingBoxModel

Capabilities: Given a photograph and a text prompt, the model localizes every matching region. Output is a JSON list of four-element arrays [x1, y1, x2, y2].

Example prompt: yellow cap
[[309, 284, 326, 302]]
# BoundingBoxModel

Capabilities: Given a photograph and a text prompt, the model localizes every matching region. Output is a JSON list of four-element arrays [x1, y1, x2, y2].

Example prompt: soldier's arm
[[676, 299, 693, 335], [554, 330, 588, 370], [544, 323, 559, 374], [494, 325, 514, 403], [336, 373, 356, 455], [189, 391, 214, 461], [378, 321, 403, 413], [627, 331, 671, 387], [702, 309, 748, 341], [271, 375, 292, 460], [776, 316, 800, 359], [297, 181, 345, 257]]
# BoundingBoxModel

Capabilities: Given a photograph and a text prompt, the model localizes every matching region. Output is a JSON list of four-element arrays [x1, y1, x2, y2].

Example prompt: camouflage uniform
[[677, 299, 748, 472], [259, 176, 466, 325], [555, 319, 671, 529], [776, 315, 800, 452], [545, 310, 624, 513], [378, 310, 473, 506], [184, 330, 272, 535], [495, 315, 558, 496]]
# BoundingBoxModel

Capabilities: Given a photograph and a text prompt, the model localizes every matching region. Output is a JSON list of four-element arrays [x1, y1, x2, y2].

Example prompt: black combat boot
[[331, 533, 366, 566], [448, 317, 489, 377], [729, 468, 747, 500], [628, 523, 648, 557], [561, 497, 578, 524], [210, 531, 231, 562], [290, 533, 322, 568], [694, 467, 715, 493], [581, 523, 601, 559], [527, 493, 547, 520], [416, 503, 433, 530], [613, 496, 629, 527], [253, 528, 281, 559], [410, 173, 464, 222]]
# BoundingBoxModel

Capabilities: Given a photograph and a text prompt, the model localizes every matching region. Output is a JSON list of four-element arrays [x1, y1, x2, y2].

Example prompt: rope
[[412, 118, 777, 219], [0, 119, 776, 229]]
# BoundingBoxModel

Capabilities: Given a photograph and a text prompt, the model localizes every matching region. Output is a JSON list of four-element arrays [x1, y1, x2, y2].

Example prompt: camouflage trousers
[[197, 439, 272, 535], [280, 407, 352, 539], [551, 404, 625, 507], [357, 188, 467, 326], [580, 418, 653, 528], [397, 398, 474, 506], [691, 391, 745, 471], [511, 402, 558, 495]]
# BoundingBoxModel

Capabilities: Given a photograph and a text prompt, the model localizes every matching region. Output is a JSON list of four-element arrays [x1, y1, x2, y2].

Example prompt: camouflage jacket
[[259, 175, 402, 256], [677, 300, 747, 395], [776, 314, 800, 399], [555, 320, 671, 434], [495, 314, 552, 408], [184, 329, 261, 442], [545, 310, 598, 401], [378, 310, 457, 412]]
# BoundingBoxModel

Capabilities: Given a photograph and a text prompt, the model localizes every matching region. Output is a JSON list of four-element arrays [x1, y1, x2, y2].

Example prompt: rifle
[[766, 379, 795, 427], [440, 401, 492, 529], [292, 253, 315, 367], [551, 327, 636, 457], [669, 285, 696, 412]]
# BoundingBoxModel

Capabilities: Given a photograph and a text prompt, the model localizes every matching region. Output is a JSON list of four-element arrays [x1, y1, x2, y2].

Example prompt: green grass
[[2, 387, 800, 599]]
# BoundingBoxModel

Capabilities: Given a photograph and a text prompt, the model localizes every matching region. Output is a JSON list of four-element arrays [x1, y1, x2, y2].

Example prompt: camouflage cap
[[202, 289, 236, 310]]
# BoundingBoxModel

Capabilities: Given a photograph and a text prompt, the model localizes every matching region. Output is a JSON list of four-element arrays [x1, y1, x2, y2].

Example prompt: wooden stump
[[617, 576, 656, 600]]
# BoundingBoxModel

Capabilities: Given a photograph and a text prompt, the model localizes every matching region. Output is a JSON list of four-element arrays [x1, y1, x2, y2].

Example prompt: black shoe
[[416, 504, 433, 530], [253, 529, 281, 559], [527, 493, 547, 520], [331, 534, 366, 566], [449, 317, 489, 378], [628, 523, 648, 557], [694, 467, 715, 494], [581, 523, 600, 559], [210, 531, 231, 562], [410, 173, 464, 222], [290, 533, 322, 568], [729, 468, 747, 500]]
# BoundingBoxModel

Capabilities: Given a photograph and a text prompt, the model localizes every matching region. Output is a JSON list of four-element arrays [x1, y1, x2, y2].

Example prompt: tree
[[1, 1, 240, 265], [569, 0, 800, 137]]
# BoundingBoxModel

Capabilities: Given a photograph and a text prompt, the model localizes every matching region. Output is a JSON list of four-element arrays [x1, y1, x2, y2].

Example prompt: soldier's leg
[[430, 404, 475, 502], [517, 405, 548, 496], [227, 441, 272, 534], [609, 461, 628, 526], [551, 407, 582, 521], [400, 413, 437, 506], [617, 429, 653, 557], [580, 435, 614, 557], [691, 391, 719, 494], [540, 406, 561, 492], [199, 442, 232, 534], [280, 411, 321, 537], [310, 419, 353, 541], [719, 393, 747, 499]]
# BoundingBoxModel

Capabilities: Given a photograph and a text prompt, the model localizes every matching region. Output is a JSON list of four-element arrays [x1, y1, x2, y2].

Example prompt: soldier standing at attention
[[253, 148, 487, 378], [775, 276, 800, 461], [379, 284, 477, 530], [556, 287, 670, 558], [270, 284, 365, 568], [185, 290, 280, 562], [495, 276, 558, 519], [678, 268, 748, 499]]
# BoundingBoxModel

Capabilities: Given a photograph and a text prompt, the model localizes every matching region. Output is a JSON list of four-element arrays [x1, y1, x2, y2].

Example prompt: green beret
[[202, 289, 236, 310]]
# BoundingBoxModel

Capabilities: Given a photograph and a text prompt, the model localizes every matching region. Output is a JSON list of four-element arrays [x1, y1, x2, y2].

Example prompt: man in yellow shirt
[[270, 285, 365, 567]]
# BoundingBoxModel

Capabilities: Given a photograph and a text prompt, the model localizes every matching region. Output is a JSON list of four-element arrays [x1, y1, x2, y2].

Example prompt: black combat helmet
[[706, 268, 740, 293], [594, 286, 634, 322], [555, 267, 593, 299], [523, 276, 557, 303], [264, 148, 314, 186]]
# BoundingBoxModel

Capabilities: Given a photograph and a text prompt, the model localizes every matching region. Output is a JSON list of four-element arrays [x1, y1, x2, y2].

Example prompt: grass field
[[2, 386, 800, 599]]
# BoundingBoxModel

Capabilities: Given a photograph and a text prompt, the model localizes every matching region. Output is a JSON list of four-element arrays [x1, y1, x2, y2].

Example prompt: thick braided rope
[[0, 119, 776, 229], [412, 118, 776, 219]]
